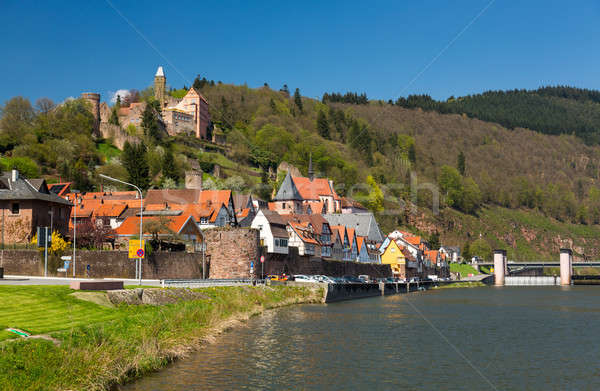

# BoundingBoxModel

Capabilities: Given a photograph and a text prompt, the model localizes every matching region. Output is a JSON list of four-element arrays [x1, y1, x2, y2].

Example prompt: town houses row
[[0, 168, 452, 278]]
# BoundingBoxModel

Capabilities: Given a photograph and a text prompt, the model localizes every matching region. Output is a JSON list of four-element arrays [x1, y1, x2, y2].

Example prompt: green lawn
[[449, 263, 479, 276], [97, 141, 121, 162], [0, 286, 122, 341], [0, 284, 320, 391]]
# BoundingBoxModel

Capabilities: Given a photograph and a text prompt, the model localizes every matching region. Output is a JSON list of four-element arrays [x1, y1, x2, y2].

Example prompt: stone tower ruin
[[154, 66, 166, 107], [81, 92, 101, 136]]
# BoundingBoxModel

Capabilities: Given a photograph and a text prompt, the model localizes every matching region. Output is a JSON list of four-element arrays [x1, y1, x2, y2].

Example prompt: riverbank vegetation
[[0, 285, 322, 391]]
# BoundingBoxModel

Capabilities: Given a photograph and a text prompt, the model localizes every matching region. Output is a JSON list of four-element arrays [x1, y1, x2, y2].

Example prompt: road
[[0, 275, 162, 286]]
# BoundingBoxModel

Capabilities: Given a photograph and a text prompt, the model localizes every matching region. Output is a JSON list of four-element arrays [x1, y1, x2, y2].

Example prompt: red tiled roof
[[291, 177, 340, 201], [288, 222, 319, 245], [346, 227, 356, 247], [115, 214, 198, 236]]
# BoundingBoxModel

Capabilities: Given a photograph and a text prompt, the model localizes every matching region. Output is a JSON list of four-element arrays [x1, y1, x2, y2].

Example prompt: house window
[[11, 203, 19, 215], [280, 239, 288, 247], [275, 239, 279, 246]]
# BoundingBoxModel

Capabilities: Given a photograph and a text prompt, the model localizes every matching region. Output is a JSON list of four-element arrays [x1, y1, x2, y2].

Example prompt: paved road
[[0, 275, 162, 286]]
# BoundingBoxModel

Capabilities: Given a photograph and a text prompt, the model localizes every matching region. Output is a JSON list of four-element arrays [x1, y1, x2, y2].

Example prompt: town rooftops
[[291, 176, 340, 201], [323, 213, 384, 242], [260, 210, 288, 238], [48, 182, 72, 197], [115, 214, 198, 237], [0, 170, 72, 206], [273, 172, 303, 201]]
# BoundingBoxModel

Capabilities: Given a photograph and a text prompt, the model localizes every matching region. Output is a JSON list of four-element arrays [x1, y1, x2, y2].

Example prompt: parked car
[[343, 275, 362, 283], [358, 275, 370, 283], [409, 277, 420, 283], [316, 275, 336, 284], [267, 274, 290, 281], [293, 274, 319, 283]]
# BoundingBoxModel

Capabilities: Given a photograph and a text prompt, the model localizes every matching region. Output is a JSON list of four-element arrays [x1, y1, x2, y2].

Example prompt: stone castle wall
[[204, 228, 259, 279], [0, 250, 203, 279]]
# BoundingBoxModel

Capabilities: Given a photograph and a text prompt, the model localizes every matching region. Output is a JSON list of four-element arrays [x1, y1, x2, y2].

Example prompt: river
[[121, 286, 600, 390]]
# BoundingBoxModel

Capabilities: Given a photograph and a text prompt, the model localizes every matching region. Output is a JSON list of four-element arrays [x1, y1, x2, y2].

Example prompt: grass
[[97, 142, 121, 162], [433, 281, 485, 289], [0, 285, 322, 391], [449, 263, 479, 276]]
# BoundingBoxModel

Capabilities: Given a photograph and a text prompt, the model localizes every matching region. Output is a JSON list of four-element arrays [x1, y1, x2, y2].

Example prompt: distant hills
[[394, 86, 600, 145]]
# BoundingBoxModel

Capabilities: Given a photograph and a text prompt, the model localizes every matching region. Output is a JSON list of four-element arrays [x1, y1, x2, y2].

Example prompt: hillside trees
[[316, 110, 330, 139], [122, 141, 150, 190]]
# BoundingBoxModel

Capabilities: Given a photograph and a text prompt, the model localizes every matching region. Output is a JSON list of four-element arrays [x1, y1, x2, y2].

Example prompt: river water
[[122, 286, 600, 390]]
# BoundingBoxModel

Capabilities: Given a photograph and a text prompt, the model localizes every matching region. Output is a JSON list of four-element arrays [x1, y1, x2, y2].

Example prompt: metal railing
[[161, 278, 266, 288]]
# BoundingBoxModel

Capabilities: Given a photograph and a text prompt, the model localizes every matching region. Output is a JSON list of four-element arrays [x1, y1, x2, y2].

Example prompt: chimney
[[11, 169, 18, 182]]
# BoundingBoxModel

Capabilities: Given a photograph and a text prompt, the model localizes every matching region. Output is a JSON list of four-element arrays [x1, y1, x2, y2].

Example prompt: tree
[[366, 175, 384, 213], [462, 242, 471, 262], [280, 84, 290, 96], [429, 232, 440, 250], [470, 237, 492, 261], [408, 143, 416, 164], [459, 177, 482, 214], [316, 110, 330, 139], [438, 165, 463, 208], [161, 149, 179, 183], [457, 151, 466, 175], [108, 106, 120, 126], [122, 141, 150, 190], [294, 88, 303, 113], [141, 101, 161, 143]]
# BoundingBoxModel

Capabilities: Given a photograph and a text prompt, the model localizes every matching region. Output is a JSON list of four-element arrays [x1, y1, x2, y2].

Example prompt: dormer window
[[11, 203, 19, 215]]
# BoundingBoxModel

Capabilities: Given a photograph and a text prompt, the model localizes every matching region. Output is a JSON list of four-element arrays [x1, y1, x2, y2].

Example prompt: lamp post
[[71, 190, 80, 277], [99, 174, 143, 285]]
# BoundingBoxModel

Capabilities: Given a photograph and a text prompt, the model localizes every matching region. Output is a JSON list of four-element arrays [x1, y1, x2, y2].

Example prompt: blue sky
[[1, 0, 599, 105]]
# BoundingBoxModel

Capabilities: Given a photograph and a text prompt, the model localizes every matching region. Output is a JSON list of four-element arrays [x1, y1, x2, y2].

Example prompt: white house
[[251, 210, 289, 254]]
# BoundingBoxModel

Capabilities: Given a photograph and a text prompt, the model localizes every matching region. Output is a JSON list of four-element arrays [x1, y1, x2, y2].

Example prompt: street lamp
[[71, 190, 80, 277], [98, 174, 143, 285]]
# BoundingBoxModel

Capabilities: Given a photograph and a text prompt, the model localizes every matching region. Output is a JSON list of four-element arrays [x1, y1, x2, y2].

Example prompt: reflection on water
[[122, 287, 600, 390]]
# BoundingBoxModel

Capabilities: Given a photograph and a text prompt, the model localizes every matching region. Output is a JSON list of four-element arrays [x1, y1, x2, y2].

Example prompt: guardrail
[[161, 278, 266, 288]]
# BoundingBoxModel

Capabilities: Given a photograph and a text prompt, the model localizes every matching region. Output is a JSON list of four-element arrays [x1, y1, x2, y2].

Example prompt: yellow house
[[381, 239, 406, 276]]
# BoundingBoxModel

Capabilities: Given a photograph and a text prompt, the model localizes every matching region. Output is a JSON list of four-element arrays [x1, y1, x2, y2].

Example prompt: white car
[[316, 275, 336, 284], [293, 275, 319, 283]]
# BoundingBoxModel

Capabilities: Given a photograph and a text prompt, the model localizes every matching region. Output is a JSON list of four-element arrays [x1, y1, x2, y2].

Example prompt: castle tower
[[154, 66, 166, 107], [81, 92, 100, 135]]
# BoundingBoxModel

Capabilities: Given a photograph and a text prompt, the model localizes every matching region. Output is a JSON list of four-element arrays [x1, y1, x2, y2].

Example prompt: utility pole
[[44, 226, 48, 277], [71, 190, 80, 277], [99, 174, 143, 284]]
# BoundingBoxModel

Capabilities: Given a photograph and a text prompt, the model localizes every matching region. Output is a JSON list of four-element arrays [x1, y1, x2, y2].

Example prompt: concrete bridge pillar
[[494, 249, 506, 286], [560, 248, 572, 286]]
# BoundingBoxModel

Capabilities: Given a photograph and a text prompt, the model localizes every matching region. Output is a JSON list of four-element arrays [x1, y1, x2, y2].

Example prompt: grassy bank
[[0, 285, 322, 391], [449, 263, 479, 276], [433, 281, 486, 289]]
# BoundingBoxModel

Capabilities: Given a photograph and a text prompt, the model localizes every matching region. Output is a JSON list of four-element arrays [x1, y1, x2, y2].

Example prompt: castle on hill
[[81, 66, 211, 143]]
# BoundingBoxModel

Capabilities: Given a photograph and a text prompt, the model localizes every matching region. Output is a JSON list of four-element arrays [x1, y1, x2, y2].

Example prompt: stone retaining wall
[[0, 250, 203, 279]]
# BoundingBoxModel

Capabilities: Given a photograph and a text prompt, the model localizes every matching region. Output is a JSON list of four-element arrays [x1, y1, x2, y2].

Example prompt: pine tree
[[141, 102, 161, 143], [280, 84, 290, 96], [316, 110, 330, 139], [161, 149, 179, 183], [408, 143, 417, 164], [294, 88, 303, 113], [457, 151, 466, 175], [108, 107, 119, 126], [122, 141, 150, 190]]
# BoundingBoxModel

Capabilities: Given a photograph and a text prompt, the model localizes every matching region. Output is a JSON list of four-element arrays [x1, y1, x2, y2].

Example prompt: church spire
[[308, 152, 314, 181]]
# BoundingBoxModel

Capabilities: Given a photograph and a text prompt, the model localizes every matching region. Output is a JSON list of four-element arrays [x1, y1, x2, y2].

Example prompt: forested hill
[[5, 81, 600, 259], [394, 86, 600, 145]]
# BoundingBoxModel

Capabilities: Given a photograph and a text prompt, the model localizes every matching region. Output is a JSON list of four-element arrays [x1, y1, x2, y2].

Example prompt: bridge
[[485, 249, 589, 286]]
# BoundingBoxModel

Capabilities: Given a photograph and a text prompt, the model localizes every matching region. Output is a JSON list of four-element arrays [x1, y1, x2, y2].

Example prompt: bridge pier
[[494, 249, 507, 286], [560, 248, 572, 286]]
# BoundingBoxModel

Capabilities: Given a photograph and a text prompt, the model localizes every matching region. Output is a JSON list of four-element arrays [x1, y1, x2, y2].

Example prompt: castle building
[[86, 66, 211, 142], [154, 66, 166, 107], [155, 66, 211, 139]]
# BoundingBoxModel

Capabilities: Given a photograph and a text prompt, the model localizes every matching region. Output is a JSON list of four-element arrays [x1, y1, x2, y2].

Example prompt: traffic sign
[[260, 255, 265, 263], [250, 261, 254, 268], [61, 256, 72, 261], [128, 239, 146, 259]]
